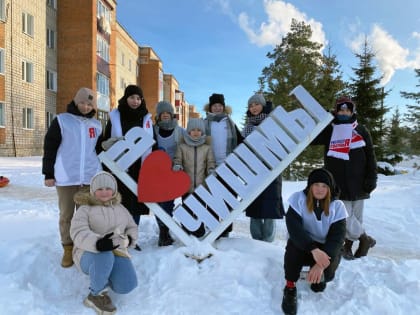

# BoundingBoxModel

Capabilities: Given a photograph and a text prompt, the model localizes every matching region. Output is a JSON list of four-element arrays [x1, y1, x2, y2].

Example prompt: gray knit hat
[[90, 171, 118, 196], [74, 87, 97, 109], [247, 93, 266, 108], [187, 118, 205, 134], [156, 101, 174, 119]]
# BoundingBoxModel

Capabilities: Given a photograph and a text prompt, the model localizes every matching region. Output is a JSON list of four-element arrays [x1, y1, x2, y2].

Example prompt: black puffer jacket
[[312, 115, 377, 201]]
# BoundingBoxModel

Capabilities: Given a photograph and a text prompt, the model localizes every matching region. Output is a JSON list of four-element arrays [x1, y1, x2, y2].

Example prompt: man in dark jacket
[[312, 97, 377, 260]]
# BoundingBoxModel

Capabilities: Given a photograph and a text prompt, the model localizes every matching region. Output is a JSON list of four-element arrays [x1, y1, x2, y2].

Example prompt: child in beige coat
[[173, 118, 216, 236], [70, 171, 138, 315]]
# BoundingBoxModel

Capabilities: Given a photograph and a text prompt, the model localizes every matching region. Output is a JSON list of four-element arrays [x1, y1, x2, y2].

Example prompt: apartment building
[[0, 0, 196, 157]]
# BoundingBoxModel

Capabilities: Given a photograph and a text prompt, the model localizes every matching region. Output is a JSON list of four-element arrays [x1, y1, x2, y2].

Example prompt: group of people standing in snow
[[42, 85, 377, 315]]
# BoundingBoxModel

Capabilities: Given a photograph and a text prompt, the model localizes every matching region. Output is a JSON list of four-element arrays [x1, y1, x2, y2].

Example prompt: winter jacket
[[203, 105, 244, 166], [243, 110, 285, 219], [245, 176, 285, 219], [153, 124, 184, 160], [70, 191, 138, 271], [312, 118, 378, 201], [42, 102, 102, 185], [286, 191, 347, 258], [97, 108, 155, 216], [173, 136, 216, 193]]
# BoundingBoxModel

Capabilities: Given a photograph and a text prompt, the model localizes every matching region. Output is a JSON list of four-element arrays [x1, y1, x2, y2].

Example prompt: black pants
[[283, 239, 341, 282]]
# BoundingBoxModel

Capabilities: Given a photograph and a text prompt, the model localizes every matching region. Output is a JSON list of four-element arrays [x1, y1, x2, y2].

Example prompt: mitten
[[173, 164, 183, 171], [364, 179, 377, 193], [101, 137, 124, 151], [96, 232, 119, 252]]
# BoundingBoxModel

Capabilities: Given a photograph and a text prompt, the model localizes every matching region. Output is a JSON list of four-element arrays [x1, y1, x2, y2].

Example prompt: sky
[[116, 0, 420, 125], [0, 156, 419, 314]]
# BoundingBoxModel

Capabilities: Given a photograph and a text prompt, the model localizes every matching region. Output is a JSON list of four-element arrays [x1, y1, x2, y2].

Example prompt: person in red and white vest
[[42, 87, 102, 268], [97, 85, 155, 251], [312, 96, 377, 260]]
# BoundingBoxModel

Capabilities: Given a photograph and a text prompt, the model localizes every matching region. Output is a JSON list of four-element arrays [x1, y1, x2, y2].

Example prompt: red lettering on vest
[[89, 127, 96, 138]]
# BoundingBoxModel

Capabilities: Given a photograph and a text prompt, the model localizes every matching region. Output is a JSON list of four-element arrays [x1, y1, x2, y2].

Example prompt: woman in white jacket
[[70, 171, 138, 315]]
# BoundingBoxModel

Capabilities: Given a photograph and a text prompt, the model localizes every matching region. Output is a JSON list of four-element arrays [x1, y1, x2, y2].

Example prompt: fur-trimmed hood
[[73, 190, 122, 207], [203, 104, 233, 115]]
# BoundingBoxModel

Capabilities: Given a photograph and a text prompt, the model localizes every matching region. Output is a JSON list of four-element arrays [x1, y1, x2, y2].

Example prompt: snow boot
[[342, 239, 355, 260], [354, 233, 376, 258], [84, 291, 116, 315], [281, 286, 297, 315], [158, 226, 174, 247], [310, 281, 327, 292], [61, 244, 74, 268]]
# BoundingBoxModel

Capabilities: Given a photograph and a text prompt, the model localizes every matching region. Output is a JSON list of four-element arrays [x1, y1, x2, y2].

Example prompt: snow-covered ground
[[0, 156, 419, 315]]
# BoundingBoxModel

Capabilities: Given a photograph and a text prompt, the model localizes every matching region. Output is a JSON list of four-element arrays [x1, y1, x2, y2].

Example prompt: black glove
[[364, 179, 377, 193], [96, 232, 119, 252]]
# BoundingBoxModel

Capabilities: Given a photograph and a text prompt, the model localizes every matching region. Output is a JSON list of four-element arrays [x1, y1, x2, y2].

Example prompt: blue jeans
[[80, 251, 137, 295], [250, 218, 276, 242]]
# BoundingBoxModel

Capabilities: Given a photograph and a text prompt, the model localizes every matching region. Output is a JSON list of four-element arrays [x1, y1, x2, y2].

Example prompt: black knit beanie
[[123, 85, 143, 99], [307, 168, 333, 190]]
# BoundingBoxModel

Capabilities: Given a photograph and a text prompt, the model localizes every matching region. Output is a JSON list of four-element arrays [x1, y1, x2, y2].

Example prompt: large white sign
[[99, 85, 333, 251]]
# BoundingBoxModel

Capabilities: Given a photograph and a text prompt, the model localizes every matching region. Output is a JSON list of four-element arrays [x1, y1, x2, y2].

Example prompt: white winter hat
[[90, 171, 117, 196]]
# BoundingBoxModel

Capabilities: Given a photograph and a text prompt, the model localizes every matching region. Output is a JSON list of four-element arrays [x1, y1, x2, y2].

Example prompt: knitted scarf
[[327, 120, 366, 160], [243, 113, 268, 137], [157, 118, 178, 131], [183, 133, 206, 147]]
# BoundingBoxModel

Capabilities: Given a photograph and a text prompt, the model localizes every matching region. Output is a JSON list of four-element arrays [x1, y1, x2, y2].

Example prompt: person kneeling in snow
[[281, 168, 347, 315], [70, 171, 138, 314]]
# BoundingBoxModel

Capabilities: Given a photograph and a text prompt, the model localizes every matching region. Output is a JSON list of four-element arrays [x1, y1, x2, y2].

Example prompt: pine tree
[[384, 108, 405, 163], [258, 20, 345, 179], [348, 38, 389, 160], [400, 69, 420, 155]]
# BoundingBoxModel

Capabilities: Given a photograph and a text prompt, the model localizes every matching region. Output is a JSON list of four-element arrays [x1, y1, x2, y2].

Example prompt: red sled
[[0, 176, 10, 187]]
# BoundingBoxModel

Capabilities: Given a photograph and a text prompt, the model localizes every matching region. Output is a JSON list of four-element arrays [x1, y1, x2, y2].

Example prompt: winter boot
[[61, 244, 74, 268], [310, 281, 327, 292], [281, 286, 297, 315], [158, 226, 174, 247], [354, 233, 376, 258], [342, 239, 355, 260], [84, 291, 116, 315]]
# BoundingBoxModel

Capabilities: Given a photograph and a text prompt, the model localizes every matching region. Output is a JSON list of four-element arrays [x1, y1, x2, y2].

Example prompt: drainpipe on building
[[7, 1, 17, 156]]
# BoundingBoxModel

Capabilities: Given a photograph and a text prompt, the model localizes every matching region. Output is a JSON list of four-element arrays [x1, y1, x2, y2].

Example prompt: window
[[0, 0, 6, 21], [128, 59, 132, 72], [97, 1, 111, 22], [121, 53, 125, 66], [0, 103, 4, 126], [22, 12, 34, 36], [46, 70, 57, 91], [120, 77, 125, 89], [47, 29, 55, 49], [22, 60, 34, 83], [47, 0, 57, 9], [96, 72, 109, 96], [46, 111, 54, 128], [96, 35, 110, 62], [23, 107, 34, 129], [0, 48, 4, 74]]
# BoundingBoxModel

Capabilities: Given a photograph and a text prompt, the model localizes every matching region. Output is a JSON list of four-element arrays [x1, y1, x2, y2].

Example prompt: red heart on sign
[[138, 150, 191, 202]]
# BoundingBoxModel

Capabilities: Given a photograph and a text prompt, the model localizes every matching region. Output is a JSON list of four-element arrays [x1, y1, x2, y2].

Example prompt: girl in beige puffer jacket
[[70, 171, 138, 315]]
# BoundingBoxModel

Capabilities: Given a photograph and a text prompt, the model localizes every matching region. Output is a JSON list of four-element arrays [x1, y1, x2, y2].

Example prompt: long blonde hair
[[306, 186, 331, 216]]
